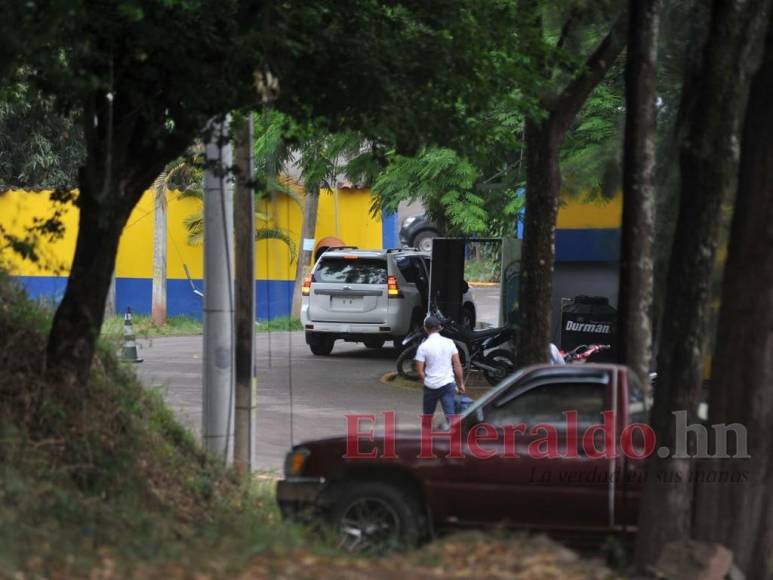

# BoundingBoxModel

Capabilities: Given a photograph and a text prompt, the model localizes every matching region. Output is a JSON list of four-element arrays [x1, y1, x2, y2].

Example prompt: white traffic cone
[[121, 307, 143, 363]]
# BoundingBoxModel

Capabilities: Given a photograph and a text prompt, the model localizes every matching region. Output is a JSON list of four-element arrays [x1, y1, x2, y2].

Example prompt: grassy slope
[[0, 275, 312, 576]]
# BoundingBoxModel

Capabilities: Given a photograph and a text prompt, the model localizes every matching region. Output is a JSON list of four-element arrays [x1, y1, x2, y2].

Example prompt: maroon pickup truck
[[276, 364, 650, 551]]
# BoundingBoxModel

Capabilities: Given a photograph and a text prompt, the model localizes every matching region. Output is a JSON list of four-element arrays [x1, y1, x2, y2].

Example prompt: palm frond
[[255, 227, 297, 262], [261, 177, 303, 207], [184, 214, 204, 245], [184, 208, 297, 263], [177, 187, 203, 202]]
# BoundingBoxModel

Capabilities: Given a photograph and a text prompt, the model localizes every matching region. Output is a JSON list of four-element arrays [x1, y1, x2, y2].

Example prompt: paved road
[[469, 285, 500, 327], [137, 334, 424, 470], [136, 286, 501, 471]]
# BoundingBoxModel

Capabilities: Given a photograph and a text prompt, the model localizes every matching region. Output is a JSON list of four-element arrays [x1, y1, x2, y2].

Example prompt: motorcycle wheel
[[483, 349, 516, 386], [453, 340, 470, 370], [396, 346, 420, 380]]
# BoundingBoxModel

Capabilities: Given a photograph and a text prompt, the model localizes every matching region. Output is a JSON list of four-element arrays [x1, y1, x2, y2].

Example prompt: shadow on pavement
[[327, 346, 402, 360]]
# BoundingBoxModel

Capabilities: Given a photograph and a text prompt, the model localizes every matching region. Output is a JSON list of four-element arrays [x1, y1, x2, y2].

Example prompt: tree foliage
[[0, 83, 84, 191], [373, 148, 485, 234], [560, 71, 624, 197]]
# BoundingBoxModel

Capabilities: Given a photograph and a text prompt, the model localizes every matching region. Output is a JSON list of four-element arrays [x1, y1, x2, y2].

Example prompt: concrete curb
[[380, 371, 494, 393], [468, 281, 501, 288]]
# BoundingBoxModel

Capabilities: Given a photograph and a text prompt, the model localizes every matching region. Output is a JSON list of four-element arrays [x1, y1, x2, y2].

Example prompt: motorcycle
[[396, 309, 517, 386], [561, 343, 611, 363]]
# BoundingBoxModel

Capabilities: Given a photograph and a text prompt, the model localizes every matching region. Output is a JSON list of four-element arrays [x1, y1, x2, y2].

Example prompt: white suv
[[300, 248, 476, 355]]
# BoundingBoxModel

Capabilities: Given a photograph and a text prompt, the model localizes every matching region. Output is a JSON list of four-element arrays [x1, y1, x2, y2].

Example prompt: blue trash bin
[[454, 395, 474, 414]]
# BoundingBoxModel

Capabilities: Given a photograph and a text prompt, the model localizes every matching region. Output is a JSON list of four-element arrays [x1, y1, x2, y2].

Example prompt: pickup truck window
[[627, 371, 650, 424], [485, 382, 607, 430]]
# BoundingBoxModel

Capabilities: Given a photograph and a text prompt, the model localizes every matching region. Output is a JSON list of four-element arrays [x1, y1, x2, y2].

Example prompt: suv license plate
[[331, 296, 363, 310]]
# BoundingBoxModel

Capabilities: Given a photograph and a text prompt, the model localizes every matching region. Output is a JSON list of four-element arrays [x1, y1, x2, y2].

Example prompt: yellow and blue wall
[[0, 186, 391, 319], [553, 192, 623, 262], [0, 186, 619, 320]]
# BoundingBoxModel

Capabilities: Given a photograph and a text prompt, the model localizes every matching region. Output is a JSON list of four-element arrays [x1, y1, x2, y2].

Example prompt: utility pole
[[233, 115, 257, 473], [151, 177, 168, 325], [202, 118, 235, 463]]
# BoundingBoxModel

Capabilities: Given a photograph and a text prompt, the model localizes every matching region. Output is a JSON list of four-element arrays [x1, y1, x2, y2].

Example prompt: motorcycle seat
[[462, 326, 506, 340]]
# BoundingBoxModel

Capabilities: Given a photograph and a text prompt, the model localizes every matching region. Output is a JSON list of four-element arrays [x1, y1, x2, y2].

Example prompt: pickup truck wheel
[[309, 337, 335, 356], [330, 481, 423, 553], [396, 346, 420, 380]]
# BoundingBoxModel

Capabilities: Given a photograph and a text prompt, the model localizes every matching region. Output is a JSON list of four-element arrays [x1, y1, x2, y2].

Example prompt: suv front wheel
[[411, 229, 437, 253]]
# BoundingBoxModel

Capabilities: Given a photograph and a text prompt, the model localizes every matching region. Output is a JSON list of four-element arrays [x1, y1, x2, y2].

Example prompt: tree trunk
[[291, 184, 320, 319], [617, 0, 660, 386], [45, 88, 187, 384], [634, 0, 772, 569], [46, 189, 134, 384], [151, 179, 167, 326], [516, 10, 628, 367], [650, 0, 712, 343], [517, 119, 561, 365], [693, 16, 773, 579]]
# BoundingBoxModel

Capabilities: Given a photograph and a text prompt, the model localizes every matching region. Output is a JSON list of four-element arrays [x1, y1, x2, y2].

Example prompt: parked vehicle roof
[[321, 248, 430, 258]]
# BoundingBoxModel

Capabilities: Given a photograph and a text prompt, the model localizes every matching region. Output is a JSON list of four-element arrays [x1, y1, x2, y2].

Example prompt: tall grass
[[0, 273, 322, 576], [101, 314, 303, 338], [101, 314, 203, 337]]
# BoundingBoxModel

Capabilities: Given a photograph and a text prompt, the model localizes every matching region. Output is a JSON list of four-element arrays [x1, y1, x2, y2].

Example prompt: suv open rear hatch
[[307, 256, 389, 323]]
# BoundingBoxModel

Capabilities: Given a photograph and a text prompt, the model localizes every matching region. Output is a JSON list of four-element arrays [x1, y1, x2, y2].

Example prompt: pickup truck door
[[426, 368, 618, 531], [616, 368, 650, 530]]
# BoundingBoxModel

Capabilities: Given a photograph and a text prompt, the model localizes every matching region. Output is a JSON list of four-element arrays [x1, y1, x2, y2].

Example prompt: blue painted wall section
[[555, 229, 620, 263], [16, 276, 295, 321], [256, 280, 294, 320], [16, 276, 68, 305], [381, 210, 399, 249], [116, 278, 152, 315]]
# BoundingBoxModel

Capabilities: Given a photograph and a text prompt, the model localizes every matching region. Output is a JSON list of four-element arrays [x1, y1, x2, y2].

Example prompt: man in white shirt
[[549, 343, 566, 365], [414, 315, 466, 418]]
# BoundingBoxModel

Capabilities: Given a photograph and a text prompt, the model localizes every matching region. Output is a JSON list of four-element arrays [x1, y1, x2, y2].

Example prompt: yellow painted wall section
[[0, 190, 80, 275], [255, 191, 303, 281], [255, 186, 383, 280], [3, 187, 614, 281], [117, 191, 207, 279], [115, 193, 155, 278], [556, 192, 622, 229], [167, 195, 206, 279], [0, 185, 386, 281], [318, 187, 382, 249]]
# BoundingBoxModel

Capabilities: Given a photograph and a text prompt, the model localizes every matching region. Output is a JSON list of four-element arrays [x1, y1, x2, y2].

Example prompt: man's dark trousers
[[423, 382, 456, 417]]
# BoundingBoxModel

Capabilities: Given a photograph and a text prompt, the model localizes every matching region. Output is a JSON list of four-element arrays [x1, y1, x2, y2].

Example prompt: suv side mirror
[[461, 280, 470, 294]]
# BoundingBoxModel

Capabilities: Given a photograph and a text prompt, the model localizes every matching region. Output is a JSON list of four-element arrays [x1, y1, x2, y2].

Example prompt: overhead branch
[[549, 10, 628, 134], [556, 8, 582, 54]]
